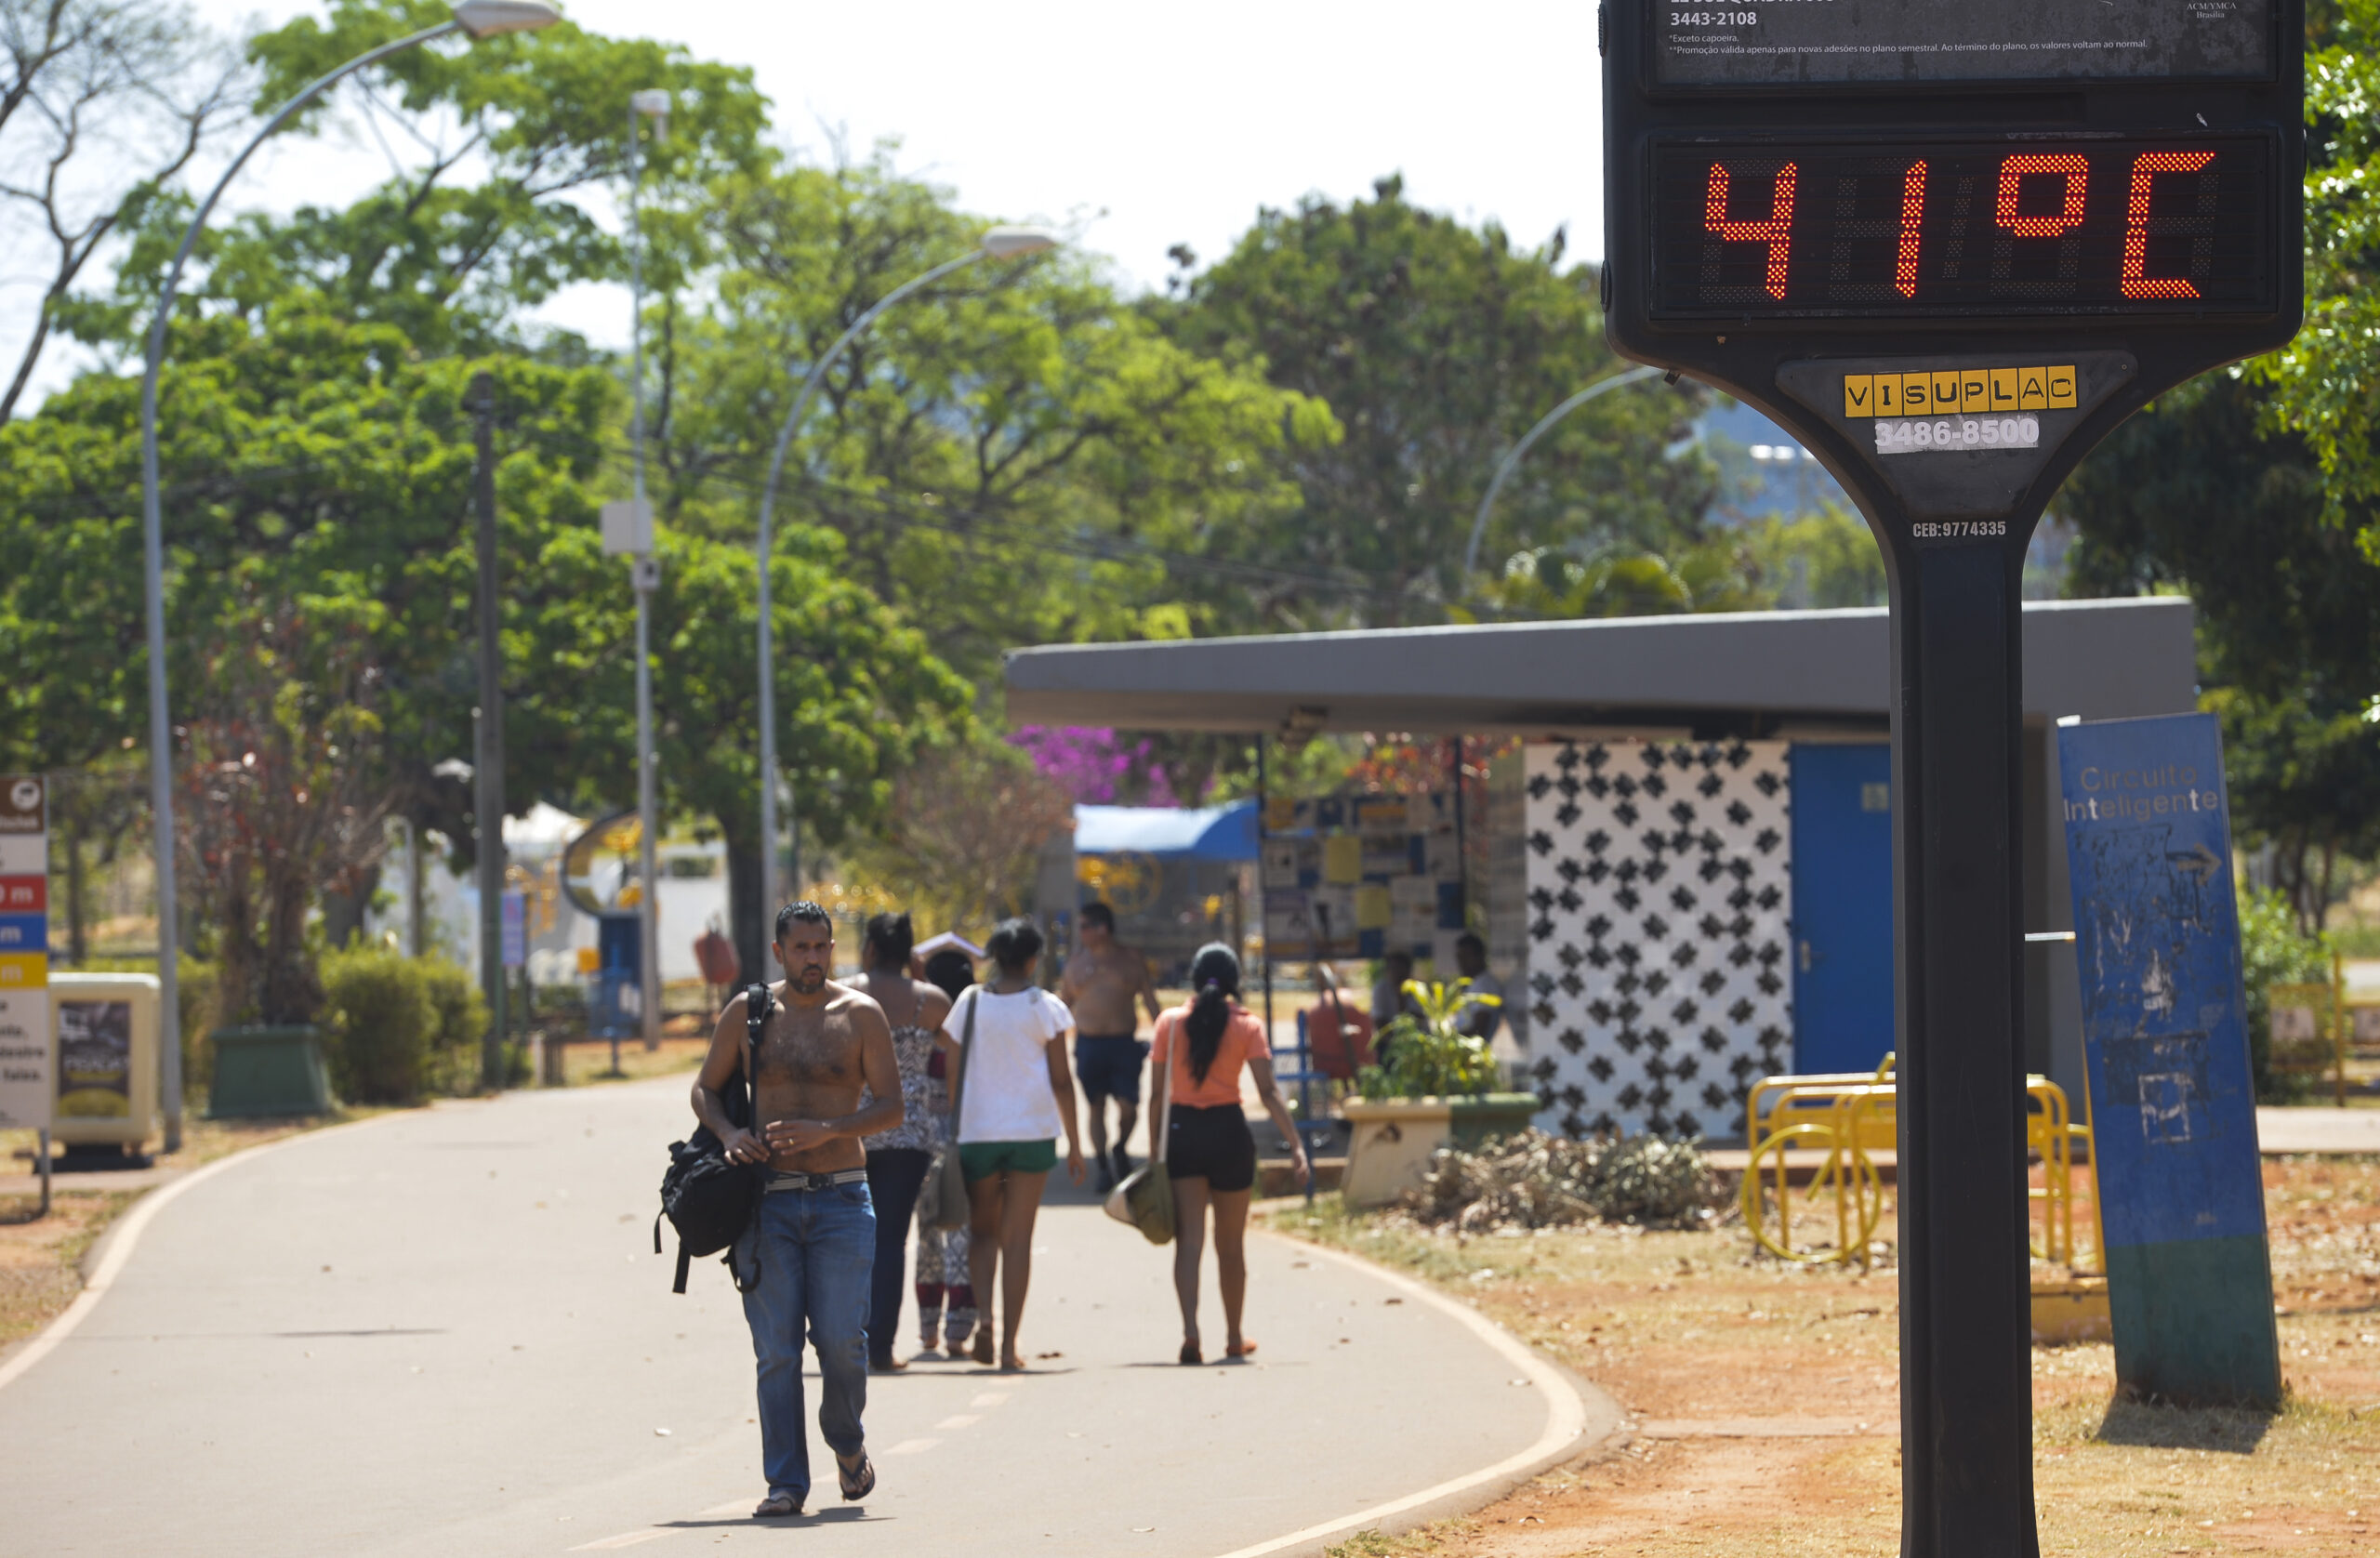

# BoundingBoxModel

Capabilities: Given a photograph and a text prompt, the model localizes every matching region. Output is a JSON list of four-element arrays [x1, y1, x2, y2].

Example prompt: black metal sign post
[[1601, 4, 2303, 1553]]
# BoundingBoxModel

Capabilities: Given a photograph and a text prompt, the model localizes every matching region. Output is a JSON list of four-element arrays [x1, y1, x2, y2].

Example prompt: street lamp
[[750, 225, 1059, 912], [628, 86, 669, 1056], [139, 0, 562, 1149], [1460, 363, 1668, 576]]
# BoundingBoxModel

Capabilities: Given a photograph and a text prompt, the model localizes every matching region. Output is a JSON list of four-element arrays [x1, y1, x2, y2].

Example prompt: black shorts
[[1166, 1102, 1256, 1193], [1075, 1035, 1146, 1103]]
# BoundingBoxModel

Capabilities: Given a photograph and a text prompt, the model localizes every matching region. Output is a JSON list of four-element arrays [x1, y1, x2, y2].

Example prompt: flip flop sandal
[[1179, 1340, 1202, 1366], [972, 1327, 996, 1366], [1224, 1340, 1258, 1359], [838, 1450, 877, 1503], [753, 1492, 800, 1518]]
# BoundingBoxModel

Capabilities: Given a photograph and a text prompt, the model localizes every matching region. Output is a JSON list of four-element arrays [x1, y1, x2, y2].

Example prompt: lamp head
[[452, 1, 563, 38], [980, 225, 1060, 259], [630, 87, 671, 139]]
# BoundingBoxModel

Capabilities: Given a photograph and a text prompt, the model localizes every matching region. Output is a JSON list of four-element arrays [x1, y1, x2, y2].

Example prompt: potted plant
[[1340, 978, 1540, 1208]]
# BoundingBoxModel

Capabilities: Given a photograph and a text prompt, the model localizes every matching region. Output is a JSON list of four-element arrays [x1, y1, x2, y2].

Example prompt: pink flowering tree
[[1008, 726, 1178, 806]]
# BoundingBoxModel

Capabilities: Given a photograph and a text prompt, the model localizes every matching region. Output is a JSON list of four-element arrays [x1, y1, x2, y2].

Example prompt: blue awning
[[1072, 801, 1259, 861]]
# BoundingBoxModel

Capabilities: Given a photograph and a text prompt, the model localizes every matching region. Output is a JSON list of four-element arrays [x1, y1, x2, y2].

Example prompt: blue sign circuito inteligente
[[2056, 711, 2281, 1405]]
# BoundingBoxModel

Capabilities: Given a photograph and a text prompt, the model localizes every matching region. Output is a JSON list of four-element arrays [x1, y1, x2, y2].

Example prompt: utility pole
[[471, 370, 508, 1089], [628, 87, 669, 1050]]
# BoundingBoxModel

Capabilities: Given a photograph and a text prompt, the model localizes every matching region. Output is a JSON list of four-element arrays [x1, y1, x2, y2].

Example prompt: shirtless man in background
[[695, 901, 901, 1519], [1058, 902, 1162, 1191]]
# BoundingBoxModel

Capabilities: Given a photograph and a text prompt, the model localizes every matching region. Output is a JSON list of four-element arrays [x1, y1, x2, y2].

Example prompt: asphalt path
[[0, 1076, 1601, 1558]]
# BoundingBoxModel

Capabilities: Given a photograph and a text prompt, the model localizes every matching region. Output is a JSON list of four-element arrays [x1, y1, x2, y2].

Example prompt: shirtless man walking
[[1058, 902, 1162, 1191], [695, 901, 903, 1519]]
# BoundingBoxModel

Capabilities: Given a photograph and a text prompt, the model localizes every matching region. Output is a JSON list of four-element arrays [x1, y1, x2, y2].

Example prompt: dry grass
[[1288, 1156, 2380, 1558], [545, 1033, 711, 1087]]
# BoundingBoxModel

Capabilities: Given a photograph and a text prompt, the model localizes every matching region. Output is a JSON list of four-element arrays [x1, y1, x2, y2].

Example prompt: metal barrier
[[1741, 1057, 2100, 1271]]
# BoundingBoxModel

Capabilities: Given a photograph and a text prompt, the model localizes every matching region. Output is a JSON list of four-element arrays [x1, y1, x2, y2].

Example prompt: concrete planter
[[1340, 1092, 1541, 1208], [205, 1025, 333, 1118]]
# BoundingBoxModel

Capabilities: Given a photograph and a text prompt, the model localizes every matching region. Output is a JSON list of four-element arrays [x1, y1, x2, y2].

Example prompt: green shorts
[[959, 1139, 1058, 1181]]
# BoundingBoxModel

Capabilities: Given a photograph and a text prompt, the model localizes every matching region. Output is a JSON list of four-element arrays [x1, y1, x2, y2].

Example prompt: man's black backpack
[[654, 983, 769, 1294]]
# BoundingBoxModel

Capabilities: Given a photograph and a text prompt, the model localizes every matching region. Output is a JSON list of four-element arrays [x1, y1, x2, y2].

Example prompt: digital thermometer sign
[[1650, 137, 2274, 320]]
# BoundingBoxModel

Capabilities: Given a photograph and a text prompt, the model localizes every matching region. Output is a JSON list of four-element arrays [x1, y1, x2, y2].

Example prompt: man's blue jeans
[[736, 1180, 875, 1501]]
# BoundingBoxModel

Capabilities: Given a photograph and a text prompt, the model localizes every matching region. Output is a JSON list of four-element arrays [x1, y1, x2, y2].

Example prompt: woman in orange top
[[1149, 944, 1308, 1365]]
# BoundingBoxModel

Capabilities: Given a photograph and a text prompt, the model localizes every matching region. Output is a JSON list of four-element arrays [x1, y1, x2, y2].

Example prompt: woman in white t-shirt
[[936, 917, 1086, 1369]]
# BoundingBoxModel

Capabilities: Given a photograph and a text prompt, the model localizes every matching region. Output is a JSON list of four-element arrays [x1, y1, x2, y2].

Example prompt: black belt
[[764, 1168, 869, 1194]]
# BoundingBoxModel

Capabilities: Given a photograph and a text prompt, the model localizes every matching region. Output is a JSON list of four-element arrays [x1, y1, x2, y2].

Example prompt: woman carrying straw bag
[[1148, 944, 1308, 1365]]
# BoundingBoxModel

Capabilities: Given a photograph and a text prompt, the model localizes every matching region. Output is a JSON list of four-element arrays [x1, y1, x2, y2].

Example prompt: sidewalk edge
[[1211, 1227, 1625, 1558]]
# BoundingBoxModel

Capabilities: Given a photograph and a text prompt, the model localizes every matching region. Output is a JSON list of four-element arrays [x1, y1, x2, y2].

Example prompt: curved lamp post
[[1461, 363, 1668, 576], [751, 225, 1059, 908], [139, 0, 562, 1148]]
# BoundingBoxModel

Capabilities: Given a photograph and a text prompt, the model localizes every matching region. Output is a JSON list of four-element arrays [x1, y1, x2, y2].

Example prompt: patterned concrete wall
[[1522, 738, 1794, 1139]]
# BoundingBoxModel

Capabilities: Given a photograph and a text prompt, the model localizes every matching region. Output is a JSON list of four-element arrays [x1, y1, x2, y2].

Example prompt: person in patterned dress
[[850, 912, 952, 1374], [914, 945, 980, 1354]]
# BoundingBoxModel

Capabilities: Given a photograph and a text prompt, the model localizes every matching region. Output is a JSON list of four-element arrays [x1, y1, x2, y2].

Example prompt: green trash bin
[[206, 1025, 333, 1117]]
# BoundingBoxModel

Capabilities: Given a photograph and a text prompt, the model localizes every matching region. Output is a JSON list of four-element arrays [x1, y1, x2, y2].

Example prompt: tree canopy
[[1157, 174, 1717, 628]]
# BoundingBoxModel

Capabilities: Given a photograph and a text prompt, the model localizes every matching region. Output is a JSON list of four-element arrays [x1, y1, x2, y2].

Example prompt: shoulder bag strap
[[736, 983, 769, 1128], [947, 986, 975, 1141], [1155, 1013, 1174, 1165]]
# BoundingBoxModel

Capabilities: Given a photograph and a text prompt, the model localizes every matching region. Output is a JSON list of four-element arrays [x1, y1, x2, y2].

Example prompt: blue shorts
[[1074, 1034, 1146, 1103]]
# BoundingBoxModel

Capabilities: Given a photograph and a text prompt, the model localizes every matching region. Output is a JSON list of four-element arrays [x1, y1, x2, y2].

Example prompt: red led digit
[[1705, 162, 1798, 299], [1994, 154, 2089, 238], [2122, 151, 2217, 298], [1896, 161, 1927, 298]]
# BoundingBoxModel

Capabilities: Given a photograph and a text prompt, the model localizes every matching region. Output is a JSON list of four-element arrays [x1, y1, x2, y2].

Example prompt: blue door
[[1789, 745, 1895, 1075]]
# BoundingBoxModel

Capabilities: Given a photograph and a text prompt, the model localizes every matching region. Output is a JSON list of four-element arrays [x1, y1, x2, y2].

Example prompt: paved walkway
[[0, 1076, 1604, 1558], [2257, 1105, 2380, 1155]]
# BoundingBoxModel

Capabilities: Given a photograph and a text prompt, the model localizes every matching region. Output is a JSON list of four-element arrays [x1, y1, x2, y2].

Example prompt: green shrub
[[415, 957, 490, 1095], [319, 946, 437, 1103], [2237, 888, 2334, 1101], [1359, 978, 1503, 1100]]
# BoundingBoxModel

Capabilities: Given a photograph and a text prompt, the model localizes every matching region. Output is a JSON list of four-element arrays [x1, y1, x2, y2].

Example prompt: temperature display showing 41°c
[[1647, 136, 2275, 321]]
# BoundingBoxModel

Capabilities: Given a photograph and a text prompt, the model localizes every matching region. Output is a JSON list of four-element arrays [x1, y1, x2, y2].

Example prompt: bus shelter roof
[[1003, 598, 2193, 736]]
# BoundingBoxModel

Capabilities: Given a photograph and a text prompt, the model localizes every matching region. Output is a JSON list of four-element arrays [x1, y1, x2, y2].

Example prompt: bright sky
[[3, 0, 1606, 406]]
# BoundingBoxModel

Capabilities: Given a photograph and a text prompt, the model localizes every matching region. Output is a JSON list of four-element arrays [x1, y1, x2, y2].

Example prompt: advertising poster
[[56, 998, 131, 1119]]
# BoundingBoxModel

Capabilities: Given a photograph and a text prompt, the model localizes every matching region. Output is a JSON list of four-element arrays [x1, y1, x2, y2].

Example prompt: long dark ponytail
[[1183, 943, 1240, 1085]]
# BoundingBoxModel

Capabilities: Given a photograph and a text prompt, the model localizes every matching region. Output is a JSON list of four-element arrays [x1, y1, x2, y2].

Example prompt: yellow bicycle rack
[[1742, 1055, 2101, 1272], [1741, 1076, 1895, 1265]]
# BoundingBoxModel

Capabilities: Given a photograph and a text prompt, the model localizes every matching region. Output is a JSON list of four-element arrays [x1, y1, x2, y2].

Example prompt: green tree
[[2057, 374, 2380, 928], [0, 303, 610, 992], [63, 0, 770, 359], [1744, 506, 1888, 610], [2253, 0, 2380, 559], [1482, 537, 1766, 619], [642, 151, 1333, 683], [1158, 174, 1716, 627], [0, 294, 972, 990], [508, 518, 972, 985]]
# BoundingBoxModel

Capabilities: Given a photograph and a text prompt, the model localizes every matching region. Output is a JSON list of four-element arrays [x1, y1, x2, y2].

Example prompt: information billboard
[[1655, 0, 2278, 86]]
